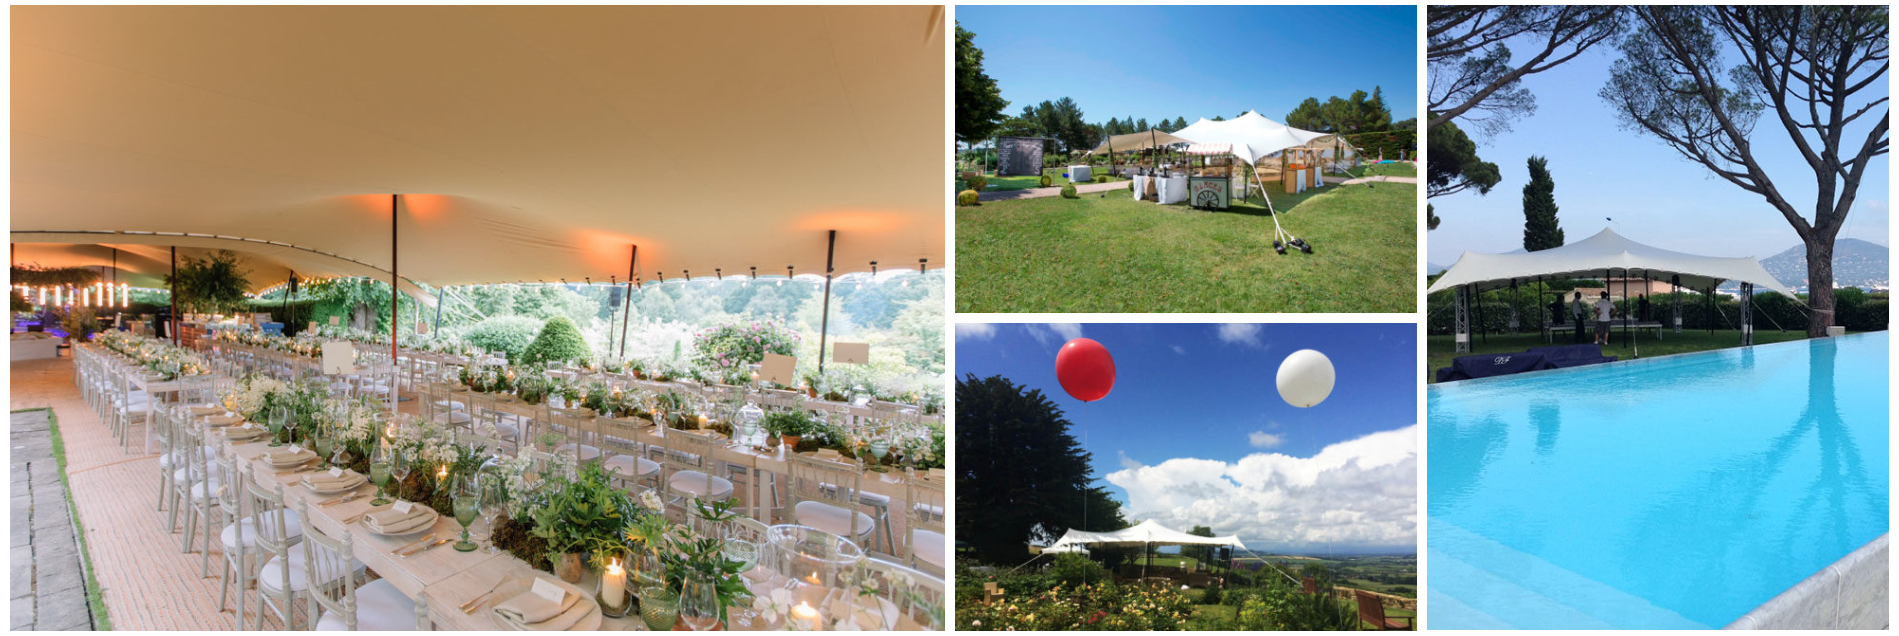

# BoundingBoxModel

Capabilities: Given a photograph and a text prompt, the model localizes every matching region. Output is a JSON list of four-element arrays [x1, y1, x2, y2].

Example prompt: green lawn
[[1356, 161, 1416, 178], [956, 181, 1417, 312], [1129, 555, 1201, 568], [976, 170, 1128, 191], [1426, 329, 1810, 383]]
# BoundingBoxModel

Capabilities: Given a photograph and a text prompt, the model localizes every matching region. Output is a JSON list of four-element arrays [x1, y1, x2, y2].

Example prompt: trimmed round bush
[[1060, 184, 1079, 199], [1095, 175, 1108, 183], [1039, 174, 1053, 187], [520, 315, 592, 365], [968, 174, 988, 190], [464, 315, 543, 361], [956, 190, 979, 206]]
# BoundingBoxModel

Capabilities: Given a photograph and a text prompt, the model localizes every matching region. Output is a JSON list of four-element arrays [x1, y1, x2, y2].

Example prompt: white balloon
[[1276, 349, 1335, 408]]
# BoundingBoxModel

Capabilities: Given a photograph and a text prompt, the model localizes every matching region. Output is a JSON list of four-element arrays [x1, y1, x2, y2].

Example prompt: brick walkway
[[9, 356, 279, 630], [10, 408, 96, 631]]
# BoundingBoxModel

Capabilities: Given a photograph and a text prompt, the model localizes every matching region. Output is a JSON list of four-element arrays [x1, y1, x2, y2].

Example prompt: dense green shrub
[[1060, 184, 1079, 199], [464, 315, 543, 361], [957, 190, 980, 206], [520, 315, 592, 365], [1048, 553, 1110, 588], [968, 174, 988, 190]]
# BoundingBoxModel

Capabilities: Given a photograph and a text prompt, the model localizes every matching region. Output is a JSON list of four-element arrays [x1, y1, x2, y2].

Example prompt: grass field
[[956, 181, 1417, 312], [976, 170, 1128, 191], [1425, 329, 1810, 383], [1358, 161, 1416, 178]]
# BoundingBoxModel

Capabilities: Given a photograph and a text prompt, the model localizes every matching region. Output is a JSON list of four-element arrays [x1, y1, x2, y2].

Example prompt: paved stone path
[[975, 180, 1130, 202], [10, 408, 97, 631]]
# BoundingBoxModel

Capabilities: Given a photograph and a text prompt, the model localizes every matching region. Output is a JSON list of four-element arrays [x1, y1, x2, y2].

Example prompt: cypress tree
[[1522, 155, 1565, 251]]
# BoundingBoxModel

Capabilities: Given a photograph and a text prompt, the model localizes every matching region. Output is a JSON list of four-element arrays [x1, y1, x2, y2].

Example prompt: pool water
[[1427, 332, 1889, 629]]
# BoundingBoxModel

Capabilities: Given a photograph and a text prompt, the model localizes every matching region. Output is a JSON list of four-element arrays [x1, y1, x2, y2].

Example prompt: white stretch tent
[[11, 5, 946, 288], [1049, 519, 1246, 551], [1427, 228, 1796, 297], [1172, 112, 1332, 165], [1084, 130, 1196, 155]]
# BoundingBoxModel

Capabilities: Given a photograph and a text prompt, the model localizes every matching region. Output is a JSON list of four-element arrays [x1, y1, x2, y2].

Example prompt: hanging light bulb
[[121, 283, 129, 308]]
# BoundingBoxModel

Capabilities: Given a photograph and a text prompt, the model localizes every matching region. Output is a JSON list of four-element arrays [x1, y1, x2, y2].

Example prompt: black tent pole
[[817, 230, 837, 375], [618, 245, 636, 359]]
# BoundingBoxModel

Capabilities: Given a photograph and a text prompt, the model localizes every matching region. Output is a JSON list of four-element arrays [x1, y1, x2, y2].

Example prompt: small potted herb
[[761, 410, 818, 449]]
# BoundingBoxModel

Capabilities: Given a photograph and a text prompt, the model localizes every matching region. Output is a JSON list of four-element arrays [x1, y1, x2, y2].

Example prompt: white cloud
[[1024, 323, 1084, 346], [1171, 345, 1187, 355], [955, 323, 997, 341], [1216, 323, 1266, 349], [1104, 425, 1417, 552], [1247, 431, 1284, 449], [1117, 451, 1144, 471]]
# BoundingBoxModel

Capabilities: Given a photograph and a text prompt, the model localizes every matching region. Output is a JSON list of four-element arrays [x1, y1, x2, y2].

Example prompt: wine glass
[[452, 473, 480, 552], [679, 573, 722, 631], [369, 444, 393, 506], [314, 421, 335, 469], [391, 446, 412, 501], [266, 405, 288, 447]]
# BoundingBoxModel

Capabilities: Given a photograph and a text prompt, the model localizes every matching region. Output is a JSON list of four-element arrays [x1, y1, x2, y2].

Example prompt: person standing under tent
[[1572, 291, 1588, 343], [1594, 291, 1615, 346]]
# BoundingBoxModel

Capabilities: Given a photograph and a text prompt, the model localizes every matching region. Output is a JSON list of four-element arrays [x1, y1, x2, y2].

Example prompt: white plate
[[488, 575, 603, 631], [305, 473, 367, 495], [360, 505, 440, 536]]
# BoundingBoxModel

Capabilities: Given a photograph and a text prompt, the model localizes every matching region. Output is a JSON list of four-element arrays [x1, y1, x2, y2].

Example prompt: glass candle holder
[[766, 524, 864, 589]]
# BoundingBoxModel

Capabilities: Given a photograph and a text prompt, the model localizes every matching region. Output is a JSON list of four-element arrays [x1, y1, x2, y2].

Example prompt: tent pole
[[619, 246, 636, 359], [817, 230, 837, 375], [390, 194, 399, 362], [169, 246, 178, 345], [432, 283, 444, 339]]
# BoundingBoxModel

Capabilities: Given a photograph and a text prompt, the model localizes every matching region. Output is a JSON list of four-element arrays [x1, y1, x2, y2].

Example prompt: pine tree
[[1522, 155, 1565, 251]]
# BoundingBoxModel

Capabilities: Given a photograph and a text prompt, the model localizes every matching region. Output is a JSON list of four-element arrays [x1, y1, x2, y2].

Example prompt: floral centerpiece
[[526, 461, 635, 581], [690, 319, 799, 373]]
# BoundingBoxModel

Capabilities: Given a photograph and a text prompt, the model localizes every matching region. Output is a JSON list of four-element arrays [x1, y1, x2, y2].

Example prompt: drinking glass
[[391, 446, 412, 501], [314, 429, 335, 469], [266, 405, 288, 447], [369, 462, 393, 506], [679, 573, 722, 631], [452, 474, 480, 552]]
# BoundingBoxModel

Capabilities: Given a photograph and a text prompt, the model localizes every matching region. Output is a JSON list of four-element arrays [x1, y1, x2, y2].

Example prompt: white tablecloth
[[1156, 175, 1188, 204], [1067, 165, 1091, 182]]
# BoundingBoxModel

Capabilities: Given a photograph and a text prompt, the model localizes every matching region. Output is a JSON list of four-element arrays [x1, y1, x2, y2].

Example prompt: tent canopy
[[1426, 228, 1797, 297], [1048, 520, 1245, 551], [1085, 130, 1195, 156], [11, 5, 945, 289], [1172, 111, 1332, 165]]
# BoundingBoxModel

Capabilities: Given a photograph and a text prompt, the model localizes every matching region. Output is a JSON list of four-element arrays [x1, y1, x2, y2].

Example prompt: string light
[[121, 283, 129, 308]]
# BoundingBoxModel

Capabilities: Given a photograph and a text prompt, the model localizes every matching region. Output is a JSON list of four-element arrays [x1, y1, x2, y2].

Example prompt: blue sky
[[956, 323, 1418, 554], [957, 5, 1419, 129], [1429, 41, 1890, 267]]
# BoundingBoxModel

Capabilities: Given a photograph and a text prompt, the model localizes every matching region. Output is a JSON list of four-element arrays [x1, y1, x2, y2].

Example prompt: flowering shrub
[[957, 580, 1194, 631], [690, 319, 799, 371]]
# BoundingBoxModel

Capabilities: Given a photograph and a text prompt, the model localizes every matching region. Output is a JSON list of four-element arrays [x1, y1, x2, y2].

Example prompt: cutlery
[[399, 537, 453, 558], [461, 580, 509, 613], [318, 493, 365, 507], [389, 533, 438, 554]]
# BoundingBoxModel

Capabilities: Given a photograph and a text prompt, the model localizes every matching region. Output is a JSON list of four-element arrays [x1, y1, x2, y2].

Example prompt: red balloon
[[1055, 338, 1115, 402]]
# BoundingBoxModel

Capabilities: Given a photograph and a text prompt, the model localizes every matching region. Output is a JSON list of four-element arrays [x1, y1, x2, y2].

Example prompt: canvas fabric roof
[[1172, 111, 1331, 165], [1084, 130, 1196, 155], [1426, 228, 1797, 297], [1048, 519, 1246, 551], [11, 5, 945, 291]]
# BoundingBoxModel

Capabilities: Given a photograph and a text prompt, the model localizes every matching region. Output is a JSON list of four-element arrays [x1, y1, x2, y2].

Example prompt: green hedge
[[464, 315, 544, 361], [520, 315, 591, 365], [1429, 288, 1890, 335]]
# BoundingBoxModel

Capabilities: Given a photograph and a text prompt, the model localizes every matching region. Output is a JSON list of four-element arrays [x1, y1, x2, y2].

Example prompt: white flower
[[638, 490, 664, 513]]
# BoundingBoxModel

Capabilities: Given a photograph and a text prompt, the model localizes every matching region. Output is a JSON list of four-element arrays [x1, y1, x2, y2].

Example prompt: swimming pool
[[1427, 332, 1889, 629]]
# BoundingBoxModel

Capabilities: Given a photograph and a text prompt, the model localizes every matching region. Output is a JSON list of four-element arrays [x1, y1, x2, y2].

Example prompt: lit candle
[[697, 414, 707, 429], [437, 465, 448, 480], [602, 559, 627, 610], [790, 601, 821, 631]]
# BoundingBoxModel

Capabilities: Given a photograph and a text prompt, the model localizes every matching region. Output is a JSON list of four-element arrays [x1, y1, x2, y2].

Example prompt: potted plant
[[652, 499, 751, 629], [528, 462, 633, 583], [762, 410, 817, 449]]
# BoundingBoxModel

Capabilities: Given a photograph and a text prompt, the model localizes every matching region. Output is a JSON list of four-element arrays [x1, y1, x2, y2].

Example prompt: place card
[[832, 342, 869, 364], [393, 501, 414, 514], [321, 342, 355, 375], [760, 353, 797, 385], [329, 467, 344, 478], [308, 321, 318, 331], [530, 578, 566, 603], [329, 316, 341, 326]]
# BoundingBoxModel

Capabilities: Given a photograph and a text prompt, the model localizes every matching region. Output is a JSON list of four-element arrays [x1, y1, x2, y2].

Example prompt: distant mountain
[[1427, 262, 1447, 276], [1759, 238, 1888, 291]]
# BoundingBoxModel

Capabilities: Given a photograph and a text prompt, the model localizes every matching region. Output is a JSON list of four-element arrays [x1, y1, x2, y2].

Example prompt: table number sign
[[329, 315, 341, 326], [832, 342, 869, 364], [321, 342, 355, 375], [760, 353, 797, 385]]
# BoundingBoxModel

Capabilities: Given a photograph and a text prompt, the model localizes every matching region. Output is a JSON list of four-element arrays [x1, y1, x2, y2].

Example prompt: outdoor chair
[[1354, 589, 1412, 630], [660, 430, 735, 513], [904, 469, 946, 576], [786, 454, 878, 550], [297, 498, 419, 630], [249, 466, 346, 630]]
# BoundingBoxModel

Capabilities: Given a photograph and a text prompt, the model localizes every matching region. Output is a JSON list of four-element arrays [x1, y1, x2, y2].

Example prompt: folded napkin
[[204, 415, 243, 427], [367, 506, 428, 528], [303, 471, 361, 489], [493, 583, 580, 626], [224, 427, 266, 441], [263, 448, 310, 467], [188, 406, 223, 416]]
